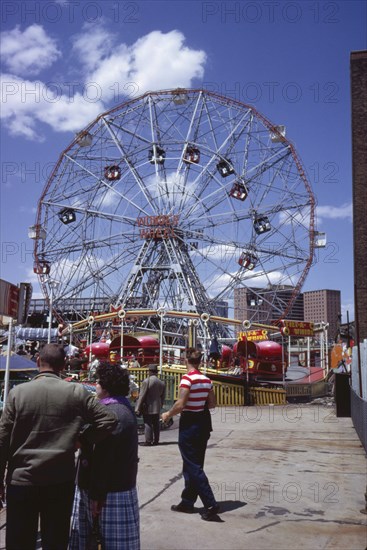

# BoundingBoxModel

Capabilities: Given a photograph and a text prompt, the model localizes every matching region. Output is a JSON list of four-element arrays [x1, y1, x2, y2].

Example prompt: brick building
[[303, 289, 341, 341], [234, 286, 304, 324], [233, 286, 341, 341], [351, 51, 367, 342]]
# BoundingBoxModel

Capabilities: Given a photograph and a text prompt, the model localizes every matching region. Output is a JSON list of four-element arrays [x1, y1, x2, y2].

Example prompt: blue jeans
[[178, 412, 217, 509], [6, 481, 75, 550]]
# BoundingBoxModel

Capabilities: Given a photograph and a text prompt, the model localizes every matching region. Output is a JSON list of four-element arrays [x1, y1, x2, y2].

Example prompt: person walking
[[70, 363, 140, 550], [0, 344, 117, 550], [161, 348, 220, 521], [135, 364, 165, 446]]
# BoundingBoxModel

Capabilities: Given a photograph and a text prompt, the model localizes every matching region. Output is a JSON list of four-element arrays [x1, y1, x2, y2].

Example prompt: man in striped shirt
[[161, 348, 220, 521]]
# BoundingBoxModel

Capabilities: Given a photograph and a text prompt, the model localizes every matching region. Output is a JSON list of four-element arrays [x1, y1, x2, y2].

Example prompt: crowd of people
[[0, 344, 219, 549], [15, 341, 40, 362]]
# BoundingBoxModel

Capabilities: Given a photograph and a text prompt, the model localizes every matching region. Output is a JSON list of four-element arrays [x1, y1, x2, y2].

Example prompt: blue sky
[[1, 0, 366, 322]]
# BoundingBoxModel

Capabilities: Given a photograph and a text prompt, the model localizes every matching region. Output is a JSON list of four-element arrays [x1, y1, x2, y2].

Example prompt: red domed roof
[[221, 344, 233, 361], [236, 340, 283, 359], [136, 335, 159, 349], [109, 335, 141, 354], [84, 342, 110, 358]]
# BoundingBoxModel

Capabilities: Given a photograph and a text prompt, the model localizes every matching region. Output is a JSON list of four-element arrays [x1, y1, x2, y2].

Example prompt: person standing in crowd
[[70, 363, 140, 550], [88, 354, 100, 380], [0, 344, 117, 550], [67, 352, 88, 373], [128, 354, 141, 368], [161, 348, 220, 521], [135, 364, 166, 446], [64, 341, 80, 357], [29, 341, 39, 360], [16, 344, 27, 356]]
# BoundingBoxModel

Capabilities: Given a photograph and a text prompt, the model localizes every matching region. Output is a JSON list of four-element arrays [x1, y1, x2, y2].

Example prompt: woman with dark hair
[[70, 362, 140, 550]]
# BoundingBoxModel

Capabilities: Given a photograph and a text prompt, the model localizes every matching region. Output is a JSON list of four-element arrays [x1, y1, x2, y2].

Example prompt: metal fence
[[351, 388, 367, 452], [351, 340, 367, 451], [250, 387, 286, 405], [130, 367, 288, 407], [351, 339, 367, 398], [285, 380, 329, 399]]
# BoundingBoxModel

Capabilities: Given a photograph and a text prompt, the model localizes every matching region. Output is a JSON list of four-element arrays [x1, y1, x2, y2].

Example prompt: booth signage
[[238, 329, 268, 341], [282, 320, 314, 336]]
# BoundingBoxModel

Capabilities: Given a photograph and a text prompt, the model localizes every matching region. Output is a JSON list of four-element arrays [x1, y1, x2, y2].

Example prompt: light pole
[[118, 309, 126, 363], [157, 308, 166, 375], [47, 280, 60, 344], [200, 313, 210, 374]]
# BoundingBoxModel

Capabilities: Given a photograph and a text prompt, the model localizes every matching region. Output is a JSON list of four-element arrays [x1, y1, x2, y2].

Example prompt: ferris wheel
[[33, 89, 315, 332]]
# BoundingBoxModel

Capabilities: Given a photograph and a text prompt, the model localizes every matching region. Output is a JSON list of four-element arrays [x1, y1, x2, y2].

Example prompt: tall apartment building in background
[[301, 290, 341, 341], [234, 287, 341, 341], [234, 286, 304, 324]]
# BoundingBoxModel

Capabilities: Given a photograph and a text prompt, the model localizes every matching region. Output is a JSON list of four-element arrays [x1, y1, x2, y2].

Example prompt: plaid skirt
[[69, 487, 140, 550]]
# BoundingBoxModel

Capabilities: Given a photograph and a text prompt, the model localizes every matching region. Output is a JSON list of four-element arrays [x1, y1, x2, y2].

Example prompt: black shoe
[[171, 502, 194, 514], [201, 505, 220, 521], [139, 442, 153, 446]]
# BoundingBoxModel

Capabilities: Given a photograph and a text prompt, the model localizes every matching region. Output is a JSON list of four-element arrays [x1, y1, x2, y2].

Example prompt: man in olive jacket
[[135, 364, 165, 446], [0, 344, 117, 550]]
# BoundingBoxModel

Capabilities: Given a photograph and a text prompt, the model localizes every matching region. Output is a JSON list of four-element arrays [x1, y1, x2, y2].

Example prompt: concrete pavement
[[138, 404, 366, 550], [0, 404, 365, 549]]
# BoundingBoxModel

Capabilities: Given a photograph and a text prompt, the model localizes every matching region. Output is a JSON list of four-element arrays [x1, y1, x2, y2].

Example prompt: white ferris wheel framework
[[32, 89, 316, 341]]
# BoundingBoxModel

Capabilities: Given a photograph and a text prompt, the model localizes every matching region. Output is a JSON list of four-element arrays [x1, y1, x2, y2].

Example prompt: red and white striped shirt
[[180, 369, 212, 412]]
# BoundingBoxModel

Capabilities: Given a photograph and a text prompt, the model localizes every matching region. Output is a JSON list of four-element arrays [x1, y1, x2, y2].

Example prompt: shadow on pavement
[[217, 500, 247, 513], [153, 441, 178, 446]]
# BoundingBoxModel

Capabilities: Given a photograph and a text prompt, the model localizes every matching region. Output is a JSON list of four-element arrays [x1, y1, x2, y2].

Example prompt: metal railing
[[130, 366, 288, 407]]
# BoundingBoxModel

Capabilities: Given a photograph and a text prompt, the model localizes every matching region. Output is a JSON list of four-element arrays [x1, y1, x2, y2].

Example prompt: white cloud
[[97, 188, 119, 209], [72, 25, 117, 72], [279, 203, 353, 228], [317, 203, 352, 223], [129, 30, 206, 93], [148, 171, 200, 208], [278, 206, 311, 226], [197, 243, 238, 260], [25, 267, 42, 286], [1, 73, 103, 139], [1, 27, 207, 140], [85, 29, 206, 102], [0, 24, 61, 75], [205, 268, 288, 297]]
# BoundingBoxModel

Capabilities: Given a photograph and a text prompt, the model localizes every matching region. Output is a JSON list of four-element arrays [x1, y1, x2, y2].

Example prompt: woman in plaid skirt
[[70, 363, 140, 550]]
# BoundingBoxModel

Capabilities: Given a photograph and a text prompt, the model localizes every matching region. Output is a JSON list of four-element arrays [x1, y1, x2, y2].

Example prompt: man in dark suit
[[135, 364, 165, 446]]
